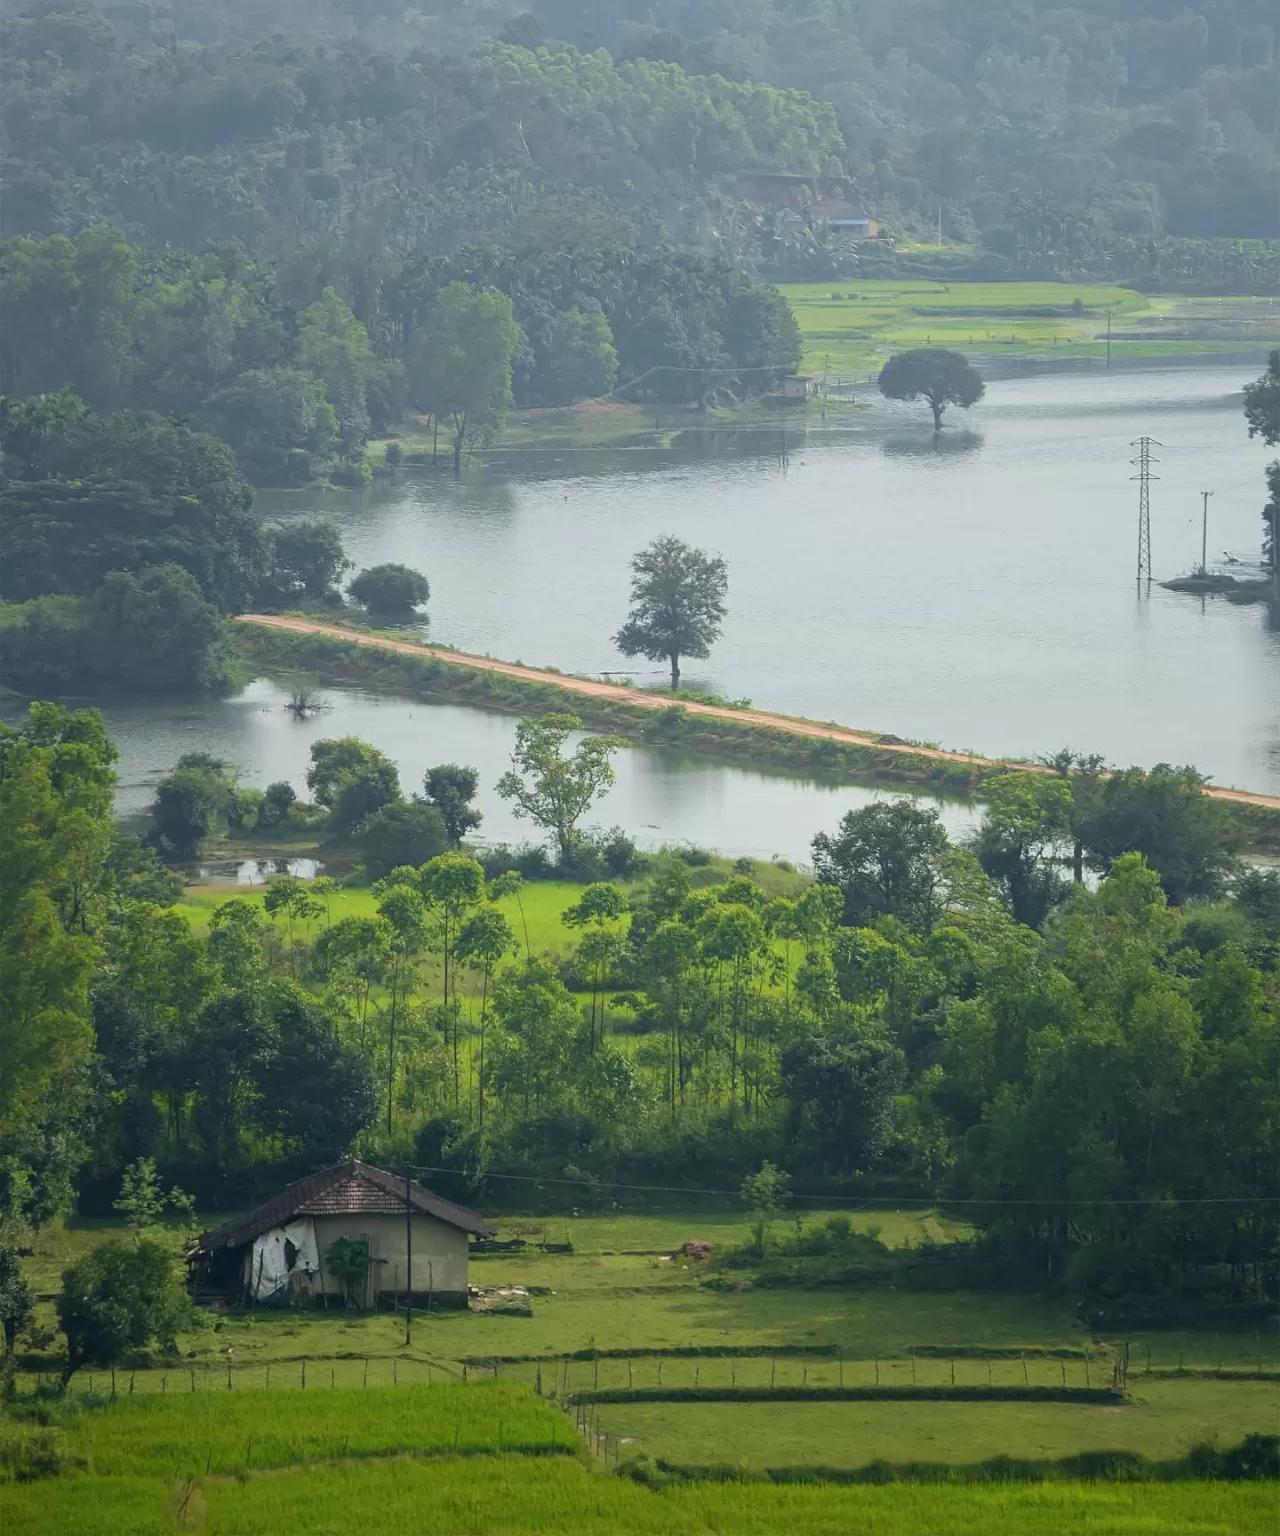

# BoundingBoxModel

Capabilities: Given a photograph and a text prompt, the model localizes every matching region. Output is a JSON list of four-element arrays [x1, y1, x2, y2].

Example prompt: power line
[[405, 1162, 1276, 1209]]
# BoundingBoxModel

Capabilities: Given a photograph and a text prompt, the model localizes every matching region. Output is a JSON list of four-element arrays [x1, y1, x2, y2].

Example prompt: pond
[[71, 680, 979, 866], [263, 365, 1280, 794]]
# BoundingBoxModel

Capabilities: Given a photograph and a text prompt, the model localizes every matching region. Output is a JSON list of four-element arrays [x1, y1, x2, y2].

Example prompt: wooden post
[[110, 1368, 116, 1399], [227, 1364, 232, 1390], [1021, 1354, 1028, 1385], [129, 1372, 135, 1396], [394, 1359, 398, 1386], [363, 1357, 369, 1388], [838, 1349, 842, 1387], [1060, 1360, 1066, 1388], [404, 1171, 413, 1346], [301, 1360, 306, 1390]]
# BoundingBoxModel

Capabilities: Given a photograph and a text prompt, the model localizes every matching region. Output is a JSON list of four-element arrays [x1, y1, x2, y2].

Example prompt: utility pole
[[404, 1170, 413, 1346], [1199, 490, 1214, 575], [1130, 437, 1161, 589]]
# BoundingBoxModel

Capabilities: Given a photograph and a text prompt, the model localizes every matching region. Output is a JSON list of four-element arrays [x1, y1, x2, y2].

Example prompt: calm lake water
[[265, 366, 1280, 793], [80, 680, 979, 865]]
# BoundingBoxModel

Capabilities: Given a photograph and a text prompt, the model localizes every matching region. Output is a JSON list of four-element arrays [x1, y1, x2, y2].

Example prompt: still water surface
[[269, 367, 1279, 792], [89, 681, 977, 865]]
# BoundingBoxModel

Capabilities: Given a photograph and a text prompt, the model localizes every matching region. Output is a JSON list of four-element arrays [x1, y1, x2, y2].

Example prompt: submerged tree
[[348, 563, 429, 619], [879, 348, 984, 430], [614, 535, 728, 691]]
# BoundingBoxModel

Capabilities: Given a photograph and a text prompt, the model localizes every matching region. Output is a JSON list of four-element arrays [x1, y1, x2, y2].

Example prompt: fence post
[[302, 1360, 306, 1390], [363, 1357, 369, 1388]]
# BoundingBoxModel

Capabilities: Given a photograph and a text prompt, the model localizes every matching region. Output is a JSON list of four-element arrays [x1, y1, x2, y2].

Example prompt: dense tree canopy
[[2, 700, 1276, 1311]]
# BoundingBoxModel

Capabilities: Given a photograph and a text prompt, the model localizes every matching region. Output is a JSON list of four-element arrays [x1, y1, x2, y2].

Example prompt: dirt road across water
[[235, 615, 1280, 814]]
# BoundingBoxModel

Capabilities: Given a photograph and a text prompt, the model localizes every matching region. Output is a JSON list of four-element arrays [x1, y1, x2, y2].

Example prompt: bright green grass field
[[178, 878, 583, 958], [670, 1481, 1278, 1536], [1, 1466, 1270, 1536], [594, 1380, 1280, 1471], [779, 279, 1148, 372], [61, 1383, 575, 1477], [0, 1476, 176, 1536]]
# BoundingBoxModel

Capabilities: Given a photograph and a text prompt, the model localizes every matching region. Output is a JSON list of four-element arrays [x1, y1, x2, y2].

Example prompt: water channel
[[79, 680, 979, 868]]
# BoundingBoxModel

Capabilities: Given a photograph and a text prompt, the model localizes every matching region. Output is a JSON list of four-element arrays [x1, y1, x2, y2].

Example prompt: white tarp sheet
[[248, 1218, 320, 1300]]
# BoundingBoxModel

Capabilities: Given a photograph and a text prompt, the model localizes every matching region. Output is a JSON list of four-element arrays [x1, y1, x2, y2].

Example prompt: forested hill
[[2, 0, 1275, 253], [0, 13, 844, 253]]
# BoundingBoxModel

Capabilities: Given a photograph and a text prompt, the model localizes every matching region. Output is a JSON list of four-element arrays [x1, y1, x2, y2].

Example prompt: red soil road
[[235, 614, 1280, 813]]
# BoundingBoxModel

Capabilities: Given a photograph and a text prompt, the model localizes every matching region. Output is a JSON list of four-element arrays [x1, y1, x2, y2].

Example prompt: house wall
[[238, 1213, 470, 1308], [313, 1213, 469, 1307]]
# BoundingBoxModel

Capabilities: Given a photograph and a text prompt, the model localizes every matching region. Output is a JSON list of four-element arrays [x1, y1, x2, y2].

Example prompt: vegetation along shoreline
[[233, 614, 1280, 851]]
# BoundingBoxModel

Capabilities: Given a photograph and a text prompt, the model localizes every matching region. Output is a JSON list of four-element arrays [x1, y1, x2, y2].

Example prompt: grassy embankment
[[230, 619, 1280, 852], [779, 280, 1274, 376], [231, 618, 1002, 802]]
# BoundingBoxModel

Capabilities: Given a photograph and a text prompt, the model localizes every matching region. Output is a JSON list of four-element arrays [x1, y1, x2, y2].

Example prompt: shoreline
[[231, 616, 1280, 841]]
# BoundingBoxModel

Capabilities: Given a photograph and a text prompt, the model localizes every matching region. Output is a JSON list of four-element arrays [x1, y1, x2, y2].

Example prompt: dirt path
[[236, 615, 1280, 813]]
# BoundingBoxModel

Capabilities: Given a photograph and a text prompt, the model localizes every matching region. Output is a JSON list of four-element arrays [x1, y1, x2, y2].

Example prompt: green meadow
[[776, 280, 1257, 374]]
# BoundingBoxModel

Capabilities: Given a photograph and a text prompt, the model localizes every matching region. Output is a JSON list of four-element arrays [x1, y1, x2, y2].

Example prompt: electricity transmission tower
[[1130, 437, 1161, 588]]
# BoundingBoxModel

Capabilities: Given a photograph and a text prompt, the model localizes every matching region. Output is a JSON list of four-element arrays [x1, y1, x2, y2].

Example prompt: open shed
[[190, 1159, 494, 1309]]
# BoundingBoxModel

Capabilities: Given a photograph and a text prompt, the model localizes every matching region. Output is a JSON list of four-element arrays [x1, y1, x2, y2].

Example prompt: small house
[[190, 1159, 493, 1309], [807, 197, 880, 240], [782, 375, 818, 399]]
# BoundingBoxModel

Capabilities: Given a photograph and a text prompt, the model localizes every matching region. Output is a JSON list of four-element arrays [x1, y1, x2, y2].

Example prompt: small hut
[[190, 1158, 493, 1309]]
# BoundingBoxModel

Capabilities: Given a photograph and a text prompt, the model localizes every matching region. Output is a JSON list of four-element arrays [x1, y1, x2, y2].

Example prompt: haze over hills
[[1, 0, 1276, 269]]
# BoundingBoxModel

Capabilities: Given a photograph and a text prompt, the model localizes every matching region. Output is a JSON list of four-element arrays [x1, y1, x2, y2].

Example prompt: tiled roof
[[297, 1173, 412, 1215], [195, 1159, 494, 1251]]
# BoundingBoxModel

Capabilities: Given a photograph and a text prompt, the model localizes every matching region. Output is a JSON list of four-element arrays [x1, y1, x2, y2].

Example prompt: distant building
[[807, 197, 880, 240], [782, 375, 818, 398], [189, 1158, 493, 1309], [734, 171, 882, 240]]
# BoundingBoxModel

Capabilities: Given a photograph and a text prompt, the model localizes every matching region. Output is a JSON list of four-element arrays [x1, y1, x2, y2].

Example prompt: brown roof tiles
[[194, 1159, 494, 1251]]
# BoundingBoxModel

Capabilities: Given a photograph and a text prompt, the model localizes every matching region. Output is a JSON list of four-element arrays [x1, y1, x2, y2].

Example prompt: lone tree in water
[[879, 348, 984, 430], [614, 535, 728, 691], [349, 563, 429, 618]]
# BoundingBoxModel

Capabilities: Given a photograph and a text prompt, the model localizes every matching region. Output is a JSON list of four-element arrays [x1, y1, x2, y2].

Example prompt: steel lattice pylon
[[1130, 436, 1161, 588]]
